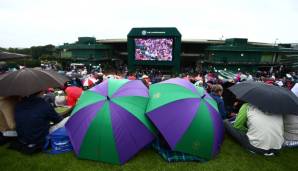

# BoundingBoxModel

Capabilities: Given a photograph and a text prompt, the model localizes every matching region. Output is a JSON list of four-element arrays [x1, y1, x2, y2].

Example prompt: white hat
[[194, 80, 203, 87], [142, 75, 149, 79], [240, 74, 247, 81], [276, 81, 283, 87], [286, 74, 292, 78]]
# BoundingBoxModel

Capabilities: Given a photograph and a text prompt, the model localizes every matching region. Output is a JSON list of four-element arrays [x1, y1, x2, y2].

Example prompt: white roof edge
[[96, 39, 127, 43], [95, 38, 284, 46], [96, 38, 225, 44]]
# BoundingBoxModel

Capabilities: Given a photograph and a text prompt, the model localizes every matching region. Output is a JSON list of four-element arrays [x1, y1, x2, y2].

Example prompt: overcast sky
[[1, 0, 298, 48]]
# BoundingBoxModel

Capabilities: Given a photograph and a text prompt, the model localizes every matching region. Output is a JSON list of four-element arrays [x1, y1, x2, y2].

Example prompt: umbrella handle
[[201, 94, 206, 99]]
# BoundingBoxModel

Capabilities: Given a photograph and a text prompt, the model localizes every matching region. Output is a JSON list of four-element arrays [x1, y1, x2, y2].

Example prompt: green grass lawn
[[0, 135, 297, 171]]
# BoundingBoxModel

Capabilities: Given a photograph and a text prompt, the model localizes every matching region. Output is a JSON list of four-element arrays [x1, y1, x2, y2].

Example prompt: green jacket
[[233, 103, 249, 132]]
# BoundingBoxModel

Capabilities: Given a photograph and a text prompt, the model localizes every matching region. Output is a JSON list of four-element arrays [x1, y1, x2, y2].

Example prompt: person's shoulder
[[210, 92, 216, 97], [210, 93, 220, 100], [242, 103, 249, 108], [36, 97, 52, 106], [218, 97, 225, 103]]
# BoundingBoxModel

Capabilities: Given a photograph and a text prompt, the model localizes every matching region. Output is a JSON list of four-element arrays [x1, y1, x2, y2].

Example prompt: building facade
[[58, 37, 113, 63], [58, 36, 298, 72]]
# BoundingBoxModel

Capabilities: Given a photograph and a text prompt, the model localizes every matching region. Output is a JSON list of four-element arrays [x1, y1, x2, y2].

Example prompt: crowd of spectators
[[1, 63, 298, 155]]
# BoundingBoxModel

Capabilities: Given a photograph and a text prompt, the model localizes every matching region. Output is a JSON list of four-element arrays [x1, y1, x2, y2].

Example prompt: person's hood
[[57, 90, 64, 95]]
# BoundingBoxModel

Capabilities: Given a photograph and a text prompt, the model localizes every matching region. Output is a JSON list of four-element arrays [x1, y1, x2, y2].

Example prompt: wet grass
[[1, 135, 297, 171]]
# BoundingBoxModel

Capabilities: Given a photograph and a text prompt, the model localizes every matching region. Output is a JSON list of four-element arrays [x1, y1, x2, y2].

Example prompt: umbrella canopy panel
[[65, 79, 155, 164], [146, 78, 224, 160]]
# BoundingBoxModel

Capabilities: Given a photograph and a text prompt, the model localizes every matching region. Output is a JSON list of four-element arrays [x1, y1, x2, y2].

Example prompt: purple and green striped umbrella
[[65, 79, 155, 165], [146, 78, 224, 160]]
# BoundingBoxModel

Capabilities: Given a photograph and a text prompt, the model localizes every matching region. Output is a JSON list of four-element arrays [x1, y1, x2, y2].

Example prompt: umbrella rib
[[235, 85, 259, 100], [149, 98, 200, 149], [0, 68, 69, 96], [39, 70, 67, 86], [233, 82, 298, 114], [148, 97, 199, 113], [3, 69, 25, 96], [111, 88, 148, 98], [26, 69, 49, 95], [161, 83, 198, 95]]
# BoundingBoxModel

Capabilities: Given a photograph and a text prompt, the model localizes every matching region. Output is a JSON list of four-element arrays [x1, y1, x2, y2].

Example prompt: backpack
[[44, 127, 73, 154]]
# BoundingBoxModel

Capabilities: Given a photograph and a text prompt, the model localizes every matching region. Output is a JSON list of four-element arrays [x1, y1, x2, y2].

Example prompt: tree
[[1, 44, 59, 60]]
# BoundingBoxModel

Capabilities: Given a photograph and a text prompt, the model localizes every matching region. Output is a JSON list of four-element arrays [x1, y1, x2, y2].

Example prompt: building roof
[[97, 39, 127, 43], [0, 51, 29, 60], [96, 38, 277, 46], [207, 38, 298, 53], [207, 44, 298, 53], [181, 39, 224, 44], [58, 43, 112, 50], [128, 27, 181, 37]]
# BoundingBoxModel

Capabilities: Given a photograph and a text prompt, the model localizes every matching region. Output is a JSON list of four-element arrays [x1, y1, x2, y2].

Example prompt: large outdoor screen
[[134, 38, 173, 61]]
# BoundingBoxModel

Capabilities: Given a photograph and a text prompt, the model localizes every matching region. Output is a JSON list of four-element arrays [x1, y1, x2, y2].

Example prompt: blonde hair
[[211, 84, 223, 94]]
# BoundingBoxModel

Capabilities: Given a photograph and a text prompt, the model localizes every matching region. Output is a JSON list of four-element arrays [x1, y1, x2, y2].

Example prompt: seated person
[[210, 84, 227, 119], [0, 96, 20, 145], [224, 103, 284, 155], [10, 91, 64, 154], [43, 88, 56, 107], [141, 75, 150, 88], [283, 87, 298, 147], [64, 86, 83, 107], [283, 114, 298, 147], [55, 91, 67, 107]]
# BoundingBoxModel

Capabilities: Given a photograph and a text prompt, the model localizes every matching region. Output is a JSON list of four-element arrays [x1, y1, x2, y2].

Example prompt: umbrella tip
[[107, 96, 110, 101]]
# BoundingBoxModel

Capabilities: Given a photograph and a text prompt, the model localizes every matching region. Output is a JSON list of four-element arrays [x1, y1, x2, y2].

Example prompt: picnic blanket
[[152, 139, 205, 162], [283, 140, 298, 148]]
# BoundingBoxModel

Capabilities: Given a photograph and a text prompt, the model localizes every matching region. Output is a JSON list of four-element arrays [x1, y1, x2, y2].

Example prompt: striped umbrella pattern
[[146, 78, 224, 160], [65, 79, 155, 164]]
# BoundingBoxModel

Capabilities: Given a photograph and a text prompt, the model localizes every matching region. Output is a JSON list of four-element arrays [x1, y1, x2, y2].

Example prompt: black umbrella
[[228, 81, 298, 115], [0, 68, 69, 97]]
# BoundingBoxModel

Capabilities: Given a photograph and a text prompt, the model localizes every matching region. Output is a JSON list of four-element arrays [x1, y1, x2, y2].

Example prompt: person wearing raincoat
[[0, 96, 20, 145], [64, 86, 83, 107], [210, 84, 227, 119], [224, 103, 284, 155], [283, 114, 298, 147], [11, 91, 63, 154]]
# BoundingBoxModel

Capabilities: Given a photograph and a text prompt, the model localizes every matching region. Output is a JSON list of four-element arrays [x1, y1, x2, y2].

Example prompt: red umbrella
[[83, 78, 96, 87]]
